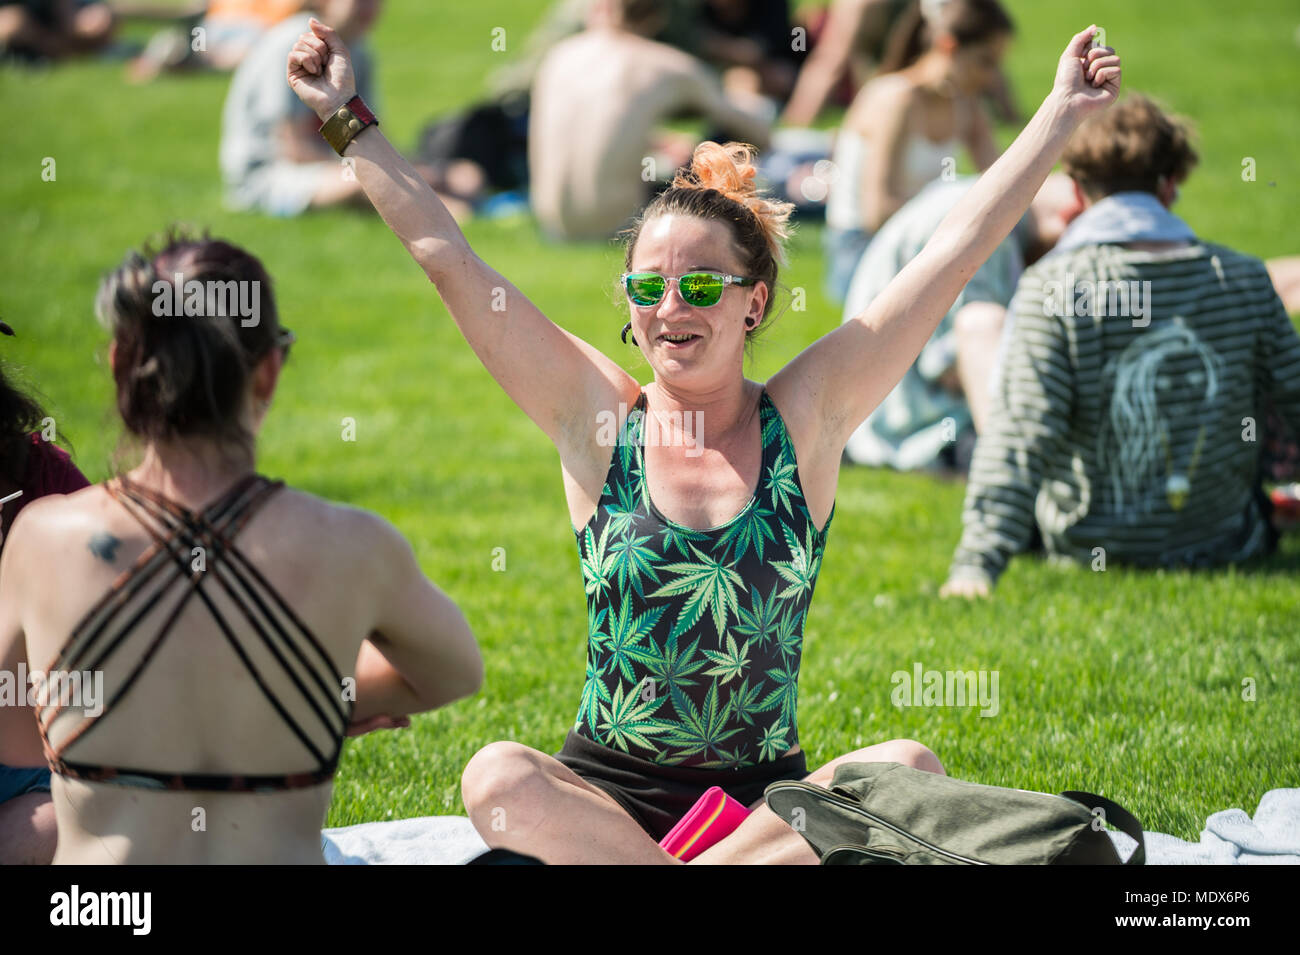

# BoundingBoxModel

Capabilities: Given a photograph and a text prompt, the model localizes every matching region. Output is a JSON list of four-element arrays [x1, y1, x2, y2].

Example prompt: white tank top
[[825, 107, 963, 232]]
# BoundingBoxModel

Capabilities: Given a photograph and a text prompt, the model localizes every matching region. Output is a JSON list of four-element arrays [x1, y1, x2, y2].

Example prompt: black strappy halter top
[[36, 474, 352, 793]]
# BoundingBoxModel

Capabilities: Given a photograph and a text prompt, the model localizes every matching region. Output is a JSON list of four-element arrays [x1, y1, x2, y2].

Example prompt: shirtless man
[[529, 0, 772, 241]]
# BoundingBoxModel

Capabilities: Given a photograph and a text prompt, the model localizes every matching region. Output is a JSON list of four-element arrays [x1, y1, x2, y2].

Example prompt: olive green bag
[[764, 761, 1145, 865]]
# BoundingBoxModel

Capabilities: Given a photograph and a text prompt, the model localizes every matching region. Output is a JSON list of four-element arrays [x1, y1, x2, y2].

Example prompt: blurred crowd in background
[[4, 0, 1300, 570], [4, 0, 1300, 867]]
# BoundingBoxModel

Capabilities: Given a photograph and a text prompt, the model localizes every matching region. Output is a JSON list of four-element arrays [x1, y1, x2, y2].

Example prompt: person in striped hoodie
[[943, 94, 1300, 597]]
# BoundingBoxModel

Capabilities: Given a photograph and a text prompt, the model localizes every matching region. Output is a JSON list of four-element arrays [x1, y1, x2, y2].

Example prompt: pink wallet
[[658, 786, 752, 861]]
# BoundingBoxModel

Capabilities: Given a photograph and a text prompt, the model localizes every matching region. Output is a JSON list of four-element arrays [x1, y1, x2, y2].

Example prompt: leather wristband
[[318, 95, 378, 156]]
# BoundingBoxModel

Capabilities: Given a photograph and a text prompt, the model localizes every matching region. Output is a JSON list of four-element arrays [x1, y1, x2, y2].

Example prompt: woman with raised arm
[[286, 18, 1119, 864], [0, 232, 483, 863], [822, 0, 1015, 303]]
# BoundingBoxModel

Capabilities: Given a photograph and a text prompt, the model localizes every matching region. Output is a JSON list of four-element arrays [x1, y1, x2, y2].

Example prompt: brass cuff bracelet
[[318, 95, 378, 156]]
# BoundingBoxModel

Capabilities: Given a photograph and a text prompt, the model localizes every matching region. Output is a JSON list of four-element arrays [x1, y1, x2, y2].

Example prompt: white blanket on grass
[[321, 788, 1300, 865], [323, 815, 488, 865], [1108, 788, 1300, 865]]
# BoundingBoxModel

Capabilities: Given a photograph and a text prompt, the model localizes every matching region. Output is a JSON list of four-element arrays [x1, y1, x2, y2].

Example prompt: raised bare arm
[[286, 19, 638, 460], [768, 26, 1120, 459]]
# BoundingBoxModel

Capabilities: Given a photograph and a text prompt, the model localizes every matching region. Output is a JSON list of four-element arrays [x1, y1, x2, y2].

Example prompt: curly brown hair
[[1061, 94, 1199, 200]]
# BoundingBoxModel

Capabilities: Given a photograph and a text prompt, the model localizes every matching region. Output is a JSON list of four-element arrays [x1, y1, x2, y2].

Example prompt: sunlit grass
[[2, 0, 1296, 840]]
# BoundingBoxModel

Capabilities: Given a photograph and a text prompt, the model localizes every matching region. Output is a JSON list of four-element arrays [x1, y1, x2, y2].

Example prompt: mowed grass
[[1, 0, 1297, 840]]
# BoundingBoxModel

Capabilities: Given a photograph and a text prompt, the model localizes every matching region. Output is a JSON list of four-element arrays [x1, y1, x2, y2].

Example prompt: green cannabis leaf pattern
[[573, 390, 834, 768]]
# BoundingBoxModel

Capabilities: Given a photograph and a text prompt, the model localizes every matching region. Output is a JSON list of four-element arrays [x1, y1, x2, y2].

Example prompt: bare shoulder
[[627, 32, 703, 76], [540, 30, 591, 66], [2, 484, 111, 552], [266, 487, 408, 564], [854, 73, 917, 126], [534, 32, 593, 90], [764, 373, 828, 449], [251, 488, 424, 628], [0, 485, 116, 595]]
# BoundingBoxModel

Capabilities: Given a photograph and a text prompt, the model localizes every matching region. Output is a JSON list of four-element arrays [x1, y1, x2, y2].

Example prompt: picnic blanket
[[1108, 788, 1300, 865], [323, 815, 488, 865], [321, 788, 1300, 865]]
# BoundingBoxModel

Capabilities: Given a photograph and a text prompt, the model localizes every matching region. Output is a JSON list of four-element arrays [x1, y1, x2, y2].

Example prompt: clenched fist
[[287, 18, 357, 123], [1052, 25, 1122, 118]]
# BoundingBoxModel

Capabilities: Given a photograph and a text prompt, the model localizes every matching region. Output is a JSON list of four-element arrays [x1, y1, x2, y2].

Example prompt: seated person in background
[[822, 0, 1010, 303], [220, 0, 380, 216], [0, 325, 91, 865], [220, 0, 480, 218], [782, 0, 916, 127], [129, 0, 306, 83], [0, 0, 113, 61], [0, 324, 91, 548], [693, 0, 800, 103], [491, 0, 793, 106], [942, 95, 1300, 598], [529, 0, 772, 241], [0, 232, 483, 862], [841, 172, 1078, 472]]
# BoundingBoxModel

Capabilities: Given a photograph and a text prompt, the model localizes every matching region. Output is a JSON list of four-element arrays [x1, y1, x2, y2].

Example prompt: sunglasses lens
[[679, 273, 725, 307], [626, 274, 666, 306]]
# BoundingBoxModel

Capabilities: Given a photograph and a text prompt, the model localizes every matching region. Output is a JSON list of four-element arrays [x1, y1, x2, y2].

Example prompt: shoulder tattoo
[[88, 531, 121, 563]]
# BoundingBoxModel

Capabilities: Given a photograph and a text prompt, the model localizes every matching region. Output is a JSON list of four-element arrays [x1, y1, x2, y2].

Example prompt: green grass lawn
[[2, 0, 1297, 841]]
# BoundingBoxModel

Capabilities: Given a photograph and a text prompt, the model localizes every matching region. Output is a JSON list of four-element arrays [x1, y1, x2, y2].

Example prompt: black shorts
[[554, 729, 810, 843]]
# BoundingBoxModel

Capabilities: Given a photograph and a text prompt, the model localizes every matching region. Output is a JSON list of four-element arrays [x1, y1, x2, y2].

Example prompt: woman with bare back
[[0, 233, 482, 863], [286, 16, 1119, 864]]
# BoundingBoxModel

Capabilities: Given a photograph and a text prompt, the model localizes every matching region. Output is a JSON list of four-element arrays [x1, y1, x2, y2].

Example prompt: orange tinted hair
[[624, 142, 793, 328]]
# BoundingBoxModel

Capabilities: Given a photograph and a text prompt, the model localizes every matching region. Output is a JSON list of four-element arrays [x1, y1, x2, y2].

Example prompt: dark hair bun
[[96, 229, 282, 451]]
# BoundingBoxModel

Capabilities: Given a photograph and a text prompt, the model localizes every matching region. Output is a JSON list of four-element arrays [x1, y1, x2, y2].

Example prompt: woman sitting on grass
[[0, 232, 483, 863], [0, 335, 90, 865], [822, 0, 1014, 303], [286, 18, 1119, 863]]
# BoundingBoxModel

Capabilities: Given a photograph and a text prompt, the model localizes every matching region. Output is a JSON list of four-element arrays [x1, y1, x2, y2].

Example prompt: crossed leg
[[691, 738, 944, 864], [461, 737, 943, 865], [461, 741, 679, 864]]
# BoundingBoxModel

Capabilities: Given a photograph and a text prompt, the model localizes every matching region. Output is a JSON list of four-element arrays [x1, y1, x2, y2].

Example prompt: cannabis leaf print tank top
[[573, 389, 834, 769]]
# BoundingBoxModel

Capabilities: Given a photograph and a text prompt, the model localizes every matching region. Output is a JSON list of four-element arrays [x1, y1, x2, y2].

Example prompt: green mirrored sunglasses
[[622, 271, 756, 308]]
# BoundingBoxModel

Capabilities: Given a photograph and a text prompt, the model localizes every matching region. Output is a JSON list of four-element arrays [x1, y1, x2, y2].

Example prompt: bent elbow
[[434, 648, 485, 710]]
